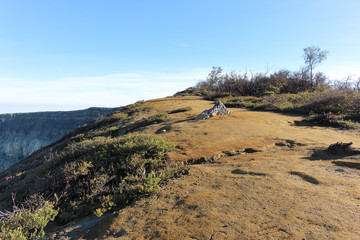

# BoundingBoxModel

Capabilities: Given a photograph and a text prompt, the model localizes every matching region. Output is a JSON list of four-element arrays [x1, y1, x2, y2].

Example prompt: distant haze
[[0, 70, 206, 114]]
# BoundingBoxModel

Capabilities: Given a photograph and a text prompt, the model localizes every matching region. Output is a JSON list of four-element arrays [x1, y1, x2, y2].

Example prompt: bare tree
[[303, 46, 329, 86], [355, 77, 360, 92], [207, 66, 223, 91]]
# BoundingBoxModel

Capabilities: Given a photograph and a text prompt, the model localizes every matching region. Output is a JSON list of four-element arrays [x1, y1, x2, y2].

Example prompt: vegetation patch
[[147, 112, 170, 124], [42, 133, 181, 223], [124, 112, 170, 133], [79, 112, 128, 133], [122, 100, 145, 111], [303, 113, 360, 129], [0, 100, 186, 236], [0, 194, 58, 240], [4, 134, 185, 226], [192, 66, 360, 129], [128, 105, 154, 115]]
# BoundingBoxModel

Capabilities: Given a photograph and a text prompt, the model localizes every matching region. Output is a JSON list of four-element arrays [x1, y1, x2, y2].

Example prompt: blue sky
[[0, 0, 359, 113]]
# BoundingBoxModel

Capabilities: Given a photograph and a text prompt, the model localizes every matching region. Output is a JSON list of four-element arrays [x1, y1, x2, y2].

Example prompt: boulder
[[195, 100, 231, 120]]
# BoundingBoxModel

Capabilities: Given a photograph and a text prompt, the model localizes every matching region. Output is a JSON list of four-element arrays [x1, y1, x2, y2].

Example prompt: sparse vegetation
[[2, 45, 359, 237], [122, 100, 145, 111], [147, 112, 170, 124], [0, 194, 58, 240], [193, 53, 359, 129], [128, 105, 154, 115], [3, 133, 184, 225], [0, 100, 186, 234], [48, 133, 179, 223]]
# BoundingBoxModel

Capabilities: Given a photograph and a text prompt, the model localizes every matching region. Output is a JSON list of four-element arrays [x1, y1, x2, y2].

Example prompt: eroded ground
[[51, 96, 360, 239]]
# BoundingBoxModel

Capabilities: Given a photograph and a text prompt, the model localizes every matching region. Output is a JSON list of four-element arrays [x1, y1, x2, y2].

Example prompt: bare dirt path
[[58, 96, 360, 239]]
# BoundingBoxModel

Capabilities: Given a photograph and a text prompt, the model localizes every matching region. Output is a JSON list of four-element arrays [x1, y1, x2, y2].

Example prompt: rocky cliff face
[[0, 107, 119, 172]]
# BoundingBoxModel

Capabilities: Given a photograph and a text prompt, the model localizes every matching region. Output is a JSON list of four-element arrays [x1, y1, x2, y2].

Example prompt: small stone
[[195, 100, 231, 120]]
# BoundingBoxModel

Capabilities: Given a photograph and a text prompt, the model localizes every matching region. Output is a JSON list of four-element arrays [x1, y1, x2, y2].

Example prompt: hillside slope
[[51, 96, 360, 239], [1, 96, 360, 239]]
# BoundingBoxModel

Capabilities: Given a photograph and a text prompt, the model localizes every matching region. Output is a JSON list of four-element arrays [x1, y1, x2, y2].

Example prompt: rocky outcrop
[[195, 100, 231, 120], [0, 107, 119, 172]]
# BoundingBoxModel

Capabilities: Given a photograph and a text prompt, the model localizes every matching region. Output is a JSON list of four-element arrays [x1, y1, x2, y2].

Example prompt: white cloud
[[0, 69, 208, 113]]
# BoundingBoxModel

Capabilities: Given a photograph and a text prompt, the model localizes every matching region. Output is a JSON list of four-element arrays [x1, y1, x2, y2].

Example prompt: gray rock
[[195, 100, 231, 120]]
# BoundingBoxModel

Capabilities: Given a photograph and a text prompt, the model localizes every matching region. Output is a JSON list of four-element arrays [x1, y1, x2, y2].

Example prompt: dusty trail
[[54, 96, 360, 239]]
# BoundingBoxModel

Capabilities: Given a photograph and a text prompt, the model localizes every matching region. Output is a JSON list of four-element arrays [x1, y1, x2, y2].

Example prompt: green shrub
[[90, 126, 119, 138], [0, 194, 58, 240], [204, 92, 233, 101], [129, 105, 154, 115], [73, 112, 128, 139], [50, 133, 177, 223], [147, 113, 170, 124], [305, 112, 360, 129], [125, 112, 170, 132], [259, 91, 276, 96], [122, 100, 145, 111]]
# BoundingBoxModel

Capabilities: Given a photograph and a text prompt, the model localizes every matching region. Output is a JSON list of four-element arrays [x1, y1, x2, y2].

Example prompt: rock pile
[[195, 100, 231, 120]]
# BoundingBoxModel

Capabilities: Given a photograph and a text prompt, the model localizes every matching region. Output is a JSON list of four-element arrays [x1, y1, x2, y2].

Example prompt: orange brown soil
[[58, 96, 360, 239]]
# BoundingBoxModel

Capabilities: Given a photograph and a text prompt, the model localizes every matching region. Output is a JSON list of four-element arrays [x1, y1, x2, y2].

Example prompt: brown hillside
[[51, 96, 360, 239]]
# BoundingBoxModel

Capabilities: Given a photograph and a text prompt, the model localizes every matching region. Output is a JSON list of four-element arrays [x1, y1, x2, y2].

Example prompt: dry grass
[[59, 96, 360, 240]]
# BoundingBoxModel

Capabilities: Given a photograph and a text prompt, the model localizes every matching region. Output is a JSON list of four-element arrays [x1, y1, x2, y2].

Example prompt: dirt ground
[[53, 96, 360, 239]]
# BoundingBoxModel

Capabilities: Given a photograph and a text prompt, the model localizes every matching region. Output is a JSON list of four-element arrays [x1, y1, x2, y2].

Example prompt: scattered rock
[[195, 101, 231, 120]]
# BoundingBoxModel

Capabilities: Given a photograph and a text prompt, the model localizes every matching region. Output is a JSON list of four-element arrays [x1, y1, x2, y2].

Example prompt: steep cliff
[[0, 107, 119, 172]]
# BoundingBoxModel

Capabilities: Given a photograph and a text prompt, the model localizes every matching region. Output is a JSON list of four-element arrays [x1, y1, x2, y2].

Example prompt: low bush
[[71, 112, 128, 141], [219, 89, 360, 128], [0, 194, 58, 240], [128, 106, 154, 115], [305, 113, 359, 129], [122, 100, 145, 111], [147, 113, 170, 124], [35, 133, 180, 223], [0, 100, 185, 235], [194, 67, 360, 129]]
